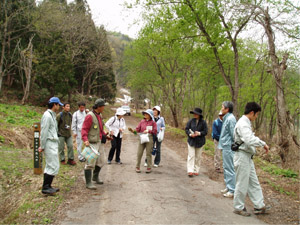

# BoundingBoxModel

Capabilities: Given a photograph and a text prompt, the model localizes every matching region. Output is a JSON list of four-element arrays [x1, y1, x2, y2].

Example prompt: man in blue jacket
[[218, 101, 236, 198], [212, 111, 223, 172]]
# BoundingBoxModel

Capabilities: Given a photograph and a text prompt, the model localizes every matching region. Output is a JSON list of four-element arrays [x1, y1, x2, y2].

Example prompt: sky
[[85, 0, 143, 38]]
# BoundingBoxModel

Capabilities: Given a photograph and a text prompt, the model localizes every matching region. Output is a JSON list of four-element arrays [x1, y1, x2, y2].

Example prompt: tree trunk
[[262, 9, 300, 169], [21, 36, 34, 105]]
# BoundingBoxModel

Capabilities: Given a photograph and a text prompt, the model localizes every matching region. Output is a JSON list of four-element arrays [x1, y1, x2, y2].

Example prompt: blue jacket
[[155, 116, 165, 134], [218, 113, 236, 150], [212, 118, 223, 141]]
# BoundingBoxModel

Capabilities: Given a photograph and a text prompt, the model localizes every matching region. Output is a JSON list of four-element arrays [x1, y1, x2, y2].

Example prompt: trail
[[61, 116, 265, 224]]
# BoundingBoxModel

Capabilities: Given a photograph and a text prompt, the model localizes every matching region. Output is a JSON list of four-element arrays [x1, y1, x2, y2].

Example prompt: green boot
[[92, 166, 104, 184], [84, 170, 96, 190]]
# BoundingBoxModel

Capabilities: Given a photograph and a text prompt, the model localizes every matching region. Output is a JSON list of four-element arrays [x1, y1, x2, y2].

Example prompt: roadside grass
[[0, 103, 43, 128], [0, 146, 83, 224]]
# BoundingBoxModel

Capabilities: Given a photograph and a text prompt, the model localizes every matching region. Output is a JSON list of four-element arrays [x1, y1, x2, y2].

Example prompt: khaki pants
[[84, 142, 106, 170], [214, 139, 222, 169], [136, 136, 153, 169], [58, 136, 74, 161], [187, 144, 202, 173], [233, 151, 265, 211]]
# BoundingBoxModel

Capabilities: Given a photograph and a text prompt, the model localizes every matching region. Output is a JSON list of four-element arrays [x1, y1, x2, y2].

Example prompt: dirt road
[[61, 116, 265, 224]]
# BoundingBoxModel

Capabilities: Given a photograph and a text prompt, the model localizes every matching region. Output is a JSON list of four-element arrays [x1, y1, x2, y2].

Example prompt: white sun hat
[[153, 105, 161, 112], [116, 108, 126, 116]]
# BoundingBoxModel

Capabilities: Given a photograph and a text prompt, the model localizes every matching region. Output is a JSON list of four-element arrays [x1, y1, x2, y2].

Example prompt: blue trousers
[[223, 149, 236, 193]]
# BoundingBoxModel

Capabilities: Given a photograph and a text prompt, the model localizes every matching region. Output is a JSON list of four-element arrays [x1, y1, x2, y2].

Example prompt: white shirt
[[234, 115, 266, 155], [71, 110, 86, 134], [105, 116, 126, 138]]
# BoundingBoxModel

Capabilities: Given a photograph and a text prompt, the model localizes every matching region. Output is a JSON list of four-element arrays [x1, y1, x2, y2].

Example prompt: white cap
[[153, 105, 161, 112], [116, 108, 126, 116]]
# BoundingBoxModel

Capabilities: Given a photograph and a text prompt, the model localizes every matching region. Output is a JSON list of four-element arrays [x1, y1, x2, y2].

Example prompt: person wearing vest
[[81, 98, 107, 190], [71, 101, 87, 162], [105, 108, 127, 164], [212, 110, 224, 172], [57, 103, 76, 165], [38, 97, 63, 195]]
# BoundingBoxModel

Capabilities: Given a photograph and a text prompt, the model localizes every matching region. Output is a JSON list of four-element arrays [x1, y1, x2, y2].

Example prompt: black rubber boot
[[92, 166, 104, 184], [48, 174, 60, 192], [42, 174, 56, 195], [84, 170, 96, 190]]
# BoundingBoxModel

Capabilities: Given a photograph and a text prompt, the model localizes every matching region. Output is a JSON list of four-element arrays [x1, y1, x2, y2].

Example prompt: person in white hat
[[212, 110, 224, 173], [144, 105, 165, 168], [105, 108, 127, 164]]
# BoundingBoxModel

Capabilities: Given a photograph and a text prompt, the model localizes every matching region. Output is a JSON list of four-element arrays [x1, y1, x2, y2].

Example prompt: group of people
[[187, 101, 270, 217], [39, 96, 269, 217], [38, 97, 128, 193]]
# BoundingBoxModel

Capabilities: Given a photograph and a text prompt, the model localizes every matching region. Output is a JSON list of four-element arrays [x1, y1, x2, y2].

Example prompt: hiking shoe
[[136, 167, 141, 173], [117, 161, 122, 164], [193, 173, 199, 176], [234, 208, 251, 217], [146, 168, 152, 173], [254, 206, 271, 215], [79, 158, 86, 162], [223, 191, 234, 198], [144, 163, 147, 167], [61, 160, 66, 165], [107, 160, 111, 164], [67, 159, 76, 165], [153, 164, 158, 168], [221, 188, 228, 193], [188, 172, 193, 177]]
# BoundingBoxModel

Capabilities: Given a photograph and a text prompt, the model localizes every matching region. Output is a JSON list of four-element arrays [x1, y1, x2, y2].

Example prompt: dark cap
[[94, 98, 105, 108], [190, 108, 202, 115]]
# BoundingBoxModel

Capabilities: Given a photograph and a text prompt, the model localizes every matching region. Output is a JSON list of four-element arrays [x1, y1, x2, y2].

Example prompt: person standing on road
[[81, 98, 107, 190], [135, 109, 157, 173], [185, 108, 208, 177], [71, 102, 87, 162], [57, 103, 76, 166], [105, 108, 126, 164], [218, 101, 236, 198], [212, 111, 224, 173], [233, 102, 270, 216], [151, 106, 165, 167], [38, 97, 63, 195]]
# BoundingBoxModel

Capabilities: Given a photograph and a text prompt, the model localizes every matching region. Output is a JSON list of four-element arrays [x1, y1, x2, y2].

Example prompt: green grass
[[0, 103, 43, 128], [266, 179, 296, 196]]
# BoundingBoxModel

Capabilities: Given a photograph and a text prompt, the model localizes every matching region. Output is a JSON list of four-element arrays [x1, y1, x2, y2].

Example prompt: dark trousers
[[108, 133, 122, 162]]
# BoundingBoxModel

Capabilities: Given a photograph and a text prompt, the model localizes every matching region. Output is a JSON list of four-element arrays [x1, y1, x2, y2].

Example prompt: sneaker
[[107, 160, 111, 164], [193, 173, 199, 176], [136, 167, 141, 173], [153, 164, 158, 168], [254, 206, 271, 215], [79, 158, 86, 162], [188, 172, 193, 177], [117, 161, 122, 164], [61, 160, 66, 165], [144, 163, 147, 167], [146, 168, 152, 173], [67, 159, 76, 165], [223, 191, 234, 198], [234, 208, 251, 217], [221, 188, 228, 193]]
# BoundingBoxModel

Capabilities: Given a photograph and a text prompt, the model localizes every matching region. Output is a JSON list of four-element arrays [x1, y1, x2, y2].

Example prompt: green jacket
[[57, 111, 72, 137]]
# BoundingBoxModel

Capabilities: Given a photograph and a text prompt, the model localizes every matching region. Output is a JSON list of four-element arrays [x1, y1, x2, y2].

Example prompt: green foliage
[[0, 103, 43, 127], [262, 164, 298, 178]]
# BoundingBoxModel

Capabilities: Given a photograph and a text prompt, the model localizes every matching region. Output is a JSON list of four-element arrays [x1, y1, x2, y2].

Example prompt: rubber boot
[[48, 174, 60, 192], [92, 166, 104, 184], [84, 170, 97, 190], [42, 174, 56, 195]]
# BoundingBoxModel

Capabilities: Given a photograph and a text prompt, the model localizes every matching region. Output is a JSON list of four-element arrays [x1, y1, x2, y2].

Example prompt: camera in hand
[[65, 124, 70, 130], [231, 141, 244, 151]]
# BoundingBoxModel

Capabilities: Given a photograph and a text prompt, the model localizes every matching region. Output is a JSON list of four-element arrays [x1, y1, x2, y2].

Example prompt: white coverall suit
[[233, 115, 266, 211]]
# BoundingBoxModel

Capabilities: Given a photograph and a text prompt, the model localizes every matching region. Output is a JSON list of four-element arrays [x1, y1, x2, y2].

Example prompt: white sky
[[85, 0, 143, 38]]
